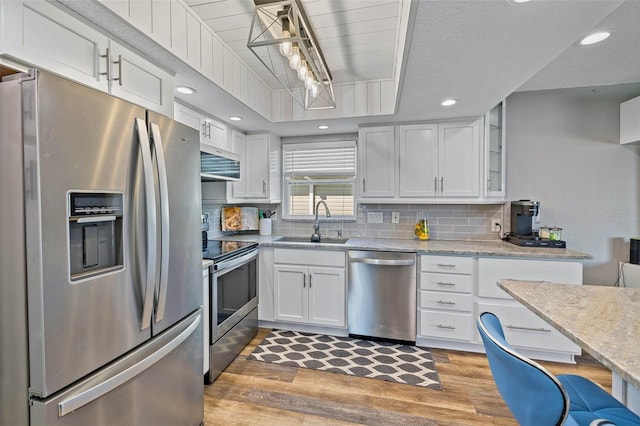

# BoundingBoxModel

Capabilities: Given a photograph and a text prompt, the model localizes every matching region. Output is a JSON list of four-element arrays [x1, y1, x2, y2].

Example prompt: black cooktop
[[202, 240, 258, 263]]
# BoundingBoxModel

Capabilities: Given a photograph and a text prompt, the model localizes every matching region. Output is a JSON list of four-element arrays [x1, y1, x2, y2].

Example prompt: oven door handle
[[214, 249, 259, 271]]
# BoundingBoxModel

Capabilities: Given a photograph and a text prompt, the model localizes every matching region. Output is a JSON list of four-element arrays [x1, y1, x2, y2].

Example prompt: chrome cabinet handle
[[201, 122, 207, 137], [436, 300, 455, 305], [262, 180, 266, 193], [436, 263, 456, 268], [112, 54, 122, 86], [434, 177, 437, 193], [134, 118, 156, 331], [436, 281, 456, 286], [150, 123, 170, 323], [303, 273, 306, 288], [440, 177, 444, 193], [100, 48, 110, 81], [437, 324, 455, 330], [363, 178, 366, 193], [506, 325, 551, 333], [309, 274, 312, 288], [206, 122, 211, 139]]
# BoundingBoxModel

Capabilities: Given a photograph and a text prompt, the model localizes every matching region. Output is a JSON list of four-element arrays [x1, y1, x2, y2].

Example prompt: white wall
[[506, 84, 640, 285]]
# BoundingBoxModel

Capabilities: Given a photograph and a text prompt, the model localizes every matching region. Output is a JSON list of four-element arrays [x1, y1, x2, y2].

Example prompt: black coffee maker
[[507, 200, 566, 248]]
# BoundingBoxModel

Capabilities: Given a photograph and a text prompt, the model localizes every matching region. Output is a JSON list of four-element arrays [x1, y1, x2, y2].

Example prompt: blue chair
[[477, 312, 640, 426]]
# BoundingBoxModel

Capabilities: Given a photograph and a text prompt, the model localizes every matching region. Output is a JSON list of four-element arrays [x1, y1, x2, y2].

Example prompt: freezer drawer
[[30, 311, 204, 426]]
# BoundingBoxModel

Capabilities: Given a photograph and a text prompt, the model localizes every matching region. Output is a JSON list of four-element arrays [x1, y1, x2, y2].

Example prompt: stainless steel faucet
[[310, 200, 331, 242]]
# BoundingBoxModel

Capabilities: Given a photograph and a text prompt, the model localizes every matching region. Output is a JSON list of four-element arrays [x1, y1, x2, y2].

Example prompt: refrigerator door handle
[[135, 118, 157, 331], [57, 312, 201, 417], [149, 122, 170, 323]]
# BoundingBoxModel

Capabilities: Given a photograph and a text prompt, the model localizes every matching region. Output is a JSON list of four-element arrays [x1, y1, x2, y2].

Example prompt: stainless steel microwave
[[200, 145, 240, 182]]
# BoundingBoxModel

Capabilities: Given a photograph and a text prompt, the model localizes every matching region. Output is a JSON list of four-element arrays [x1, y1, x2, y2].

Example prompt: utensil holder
[[259, 218, 272, 236]]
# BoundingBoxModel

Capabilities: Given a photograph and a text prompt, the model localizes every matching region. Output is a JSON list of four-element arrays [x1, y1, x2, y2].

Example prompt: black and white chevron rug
[[247, 329, 441, 390]]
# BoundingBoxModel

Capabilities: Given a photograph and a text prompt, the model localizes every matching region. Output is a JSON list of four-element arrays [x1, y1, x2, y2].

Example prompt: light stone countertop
[[213, 234, 591, 260], [202, 259, 213, 268], [498, 279, 640, 390]]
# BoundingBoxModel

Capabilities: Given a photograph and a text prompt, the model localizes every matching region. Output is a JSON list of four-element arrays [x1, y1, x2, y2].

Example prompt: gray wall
[[506, 84, 640, 285]]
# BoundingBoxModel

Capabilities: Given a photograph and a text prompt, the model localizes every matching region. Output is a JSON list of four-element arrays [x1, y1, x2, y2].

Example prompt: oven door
[[210, 248, 258, 343]]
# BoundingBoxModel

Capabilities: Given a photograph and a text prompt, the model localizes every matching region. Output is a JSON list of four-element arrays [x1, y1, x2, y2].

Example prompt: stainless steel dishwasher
[[348, 250, 417, 343]]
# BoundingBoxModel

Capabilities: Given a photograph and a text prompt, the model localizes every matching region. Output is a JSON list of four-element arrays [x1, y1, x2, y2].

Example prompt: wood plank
[[204, 328, 613, 425]]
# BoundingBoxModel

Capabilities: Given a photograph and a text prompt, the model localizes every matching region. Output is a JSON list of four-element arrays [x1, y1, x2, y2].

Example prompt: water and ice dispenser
[[68, 192, 123, 280]]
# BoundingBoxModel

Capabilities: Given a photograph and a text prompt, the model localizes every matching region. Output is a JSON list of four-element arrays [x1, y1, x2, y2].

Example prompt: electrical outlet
[[391, 211, 400, 224], [491, 219, 502, 233]]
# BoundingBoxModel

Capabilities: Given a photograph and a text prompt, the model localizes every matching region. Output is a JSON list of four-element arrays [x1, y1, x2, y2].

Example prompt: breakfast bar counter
[[498, 279, 640, 412]]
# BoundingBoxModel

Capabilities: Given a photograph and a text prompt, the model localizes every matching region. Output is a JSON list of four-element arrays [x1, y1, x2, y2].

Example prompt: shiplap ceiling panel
[[186, 0, 402, 87]]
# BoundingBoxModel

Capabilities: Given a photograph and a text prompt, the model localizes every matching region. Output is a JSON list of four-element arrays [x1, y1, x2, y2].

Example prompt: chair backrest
[[477, 312, 570, 426]]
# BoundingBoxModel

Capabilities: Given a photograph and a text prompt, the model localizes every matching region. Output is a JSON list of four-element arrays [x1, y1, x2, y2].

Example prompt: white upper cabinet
[[399, 124, 438, 197], [228, 133, 281, 203], [108, 40, 173, 116], [484, 101, 506, 199], [358, 126, 396, 198], [1, 0, 109, 92], [173, 102, 230, 151], [1, 1, 173, 116], [358, 118, 483, 203], [438, 120, 482, 197]]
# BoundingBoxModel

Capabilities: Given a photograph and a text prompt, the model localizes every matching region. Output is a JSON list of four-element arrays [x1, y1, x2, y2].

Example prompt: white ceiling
[[186, 0, 402, 87], [57, 0, 640, 137], [176, 0, 640, 136]]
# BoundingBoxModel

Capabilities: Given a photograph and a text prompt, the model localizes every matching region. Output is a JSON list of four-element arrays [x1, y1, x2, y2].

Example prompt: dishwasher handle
[[350, 257, 415, 267]]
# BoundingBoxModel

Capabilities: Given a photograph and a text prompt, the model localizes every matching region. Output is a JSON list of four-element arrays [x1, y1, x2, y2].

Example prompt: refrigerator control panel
[[68, 192, 124, 281]]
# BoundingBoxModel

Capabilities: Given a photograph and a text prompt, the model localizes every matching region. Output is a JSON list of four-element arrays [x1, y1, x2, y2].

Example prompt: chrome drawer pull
[[506, 325, 551, 333], [436, 300, 455, 305], [436, 324, 455, 330], [436, 281, 455, 286], [436, 264, 456, 268]]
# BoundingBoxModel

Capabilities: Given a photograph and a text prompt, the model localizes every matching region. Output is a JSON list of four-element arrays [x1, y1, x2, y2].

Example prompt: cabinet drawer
[[419, 310, 473, 341], [477, 258, 582, 299], [477, 302, 579, 353], [421, 255, 473, 274], [419, 291, 472, 312], [274, 248, 345, 267], [420, 272, 472, 293]]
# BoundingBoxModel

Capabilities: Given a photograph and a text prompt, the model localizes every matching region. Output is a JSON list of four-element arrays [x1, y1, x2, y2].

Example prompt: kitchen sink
[[276, 236, 349, 245]]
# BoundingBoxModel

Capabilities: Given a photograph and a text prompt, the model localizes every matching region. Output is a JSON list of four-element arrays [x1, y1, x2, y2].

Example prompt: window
[[282, 141, 356, 220]]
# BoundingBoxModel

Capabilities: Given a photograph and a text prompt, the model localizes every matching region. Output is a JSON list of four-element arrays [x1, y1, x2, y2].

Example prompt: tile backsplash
[[203, 201, 504, 241]]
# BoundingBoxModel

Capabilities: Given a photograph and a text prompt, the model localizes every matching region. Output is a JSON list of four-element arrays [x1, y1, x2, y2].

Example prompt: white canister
[[259, 218, 272, 236]]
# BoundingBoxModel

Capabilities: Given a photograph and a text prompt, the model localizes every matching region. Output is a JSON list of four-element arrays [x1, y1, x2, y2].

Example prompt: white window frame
[[282, 140, 357, 221]]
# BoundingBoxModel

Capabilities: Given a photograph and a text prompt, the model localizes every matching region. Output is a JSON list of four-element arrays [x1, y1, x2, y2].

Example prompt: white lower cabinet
[[417, 254, 584, 363], [476, 257, 582, 362], [418, 255, 474, 342], [272, 248, 346, 328]]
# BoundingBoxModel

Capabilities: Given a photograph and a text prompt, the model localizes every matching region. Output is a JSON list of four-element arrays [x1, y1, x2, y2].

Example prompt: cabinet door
[[399, 124, 438, 197], [308, 267, 346, 327], [203, 116, 228, 151], [2, 0, 109, 92], [358, 126, 395, 198], [438, 120, 481, 197], [485, 102, 506, 198], [109, 41, 173, 116], [240, 134, 270, 199], [174, 102, 205, 134], [273, 265, 308, 324]]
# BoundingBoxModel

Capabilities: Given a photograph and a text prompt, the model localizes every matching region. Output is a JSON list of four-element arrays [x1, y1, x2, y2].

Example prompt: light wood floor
[[204, 328, 613, 425]]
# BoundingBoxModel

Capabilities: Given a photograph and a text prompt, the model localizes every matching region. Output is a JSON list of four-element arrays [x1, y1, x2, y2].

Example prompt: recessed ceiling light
[[579, 31, 611, 46], [318, 125, 329, 130], [229, 116, 242, 121], [176, 86, 196, 95], [441, 99, 457, 107], [512, 0, 532, 3]]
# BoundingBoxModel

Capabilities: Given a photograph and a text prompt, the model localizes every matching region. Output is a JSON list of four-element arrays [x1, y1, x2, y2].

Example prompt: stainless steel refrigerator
[[0, 69, 204, 425]]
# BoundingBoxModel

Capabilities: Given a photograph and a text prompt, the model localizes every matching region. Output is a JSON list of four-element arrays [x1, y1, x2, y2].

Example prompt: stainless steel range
[[203, 240, 259, 383]]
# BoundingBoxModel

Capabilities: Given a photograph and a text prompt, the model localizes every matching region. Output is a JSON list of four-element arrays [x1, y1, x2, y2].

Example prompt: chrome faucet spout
[[311, 200, 331, 242]]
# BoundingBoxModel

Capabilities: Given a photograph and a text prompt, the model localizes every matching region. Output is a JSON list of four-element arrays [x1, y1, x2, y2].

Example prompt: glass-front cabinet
[[485, 101, 505, 199]]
